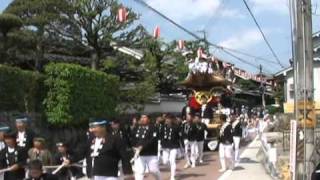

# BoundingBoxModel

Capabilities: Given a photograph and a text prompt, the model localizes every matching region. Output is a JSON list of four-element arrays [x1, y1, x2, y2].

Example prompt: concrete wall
[[143, 100, 186, 114]]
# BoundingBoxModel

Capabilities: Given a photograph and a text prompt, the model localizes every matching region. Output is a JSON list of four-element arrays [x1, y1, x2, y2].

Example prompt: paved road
[[145, 151, 223, 180]]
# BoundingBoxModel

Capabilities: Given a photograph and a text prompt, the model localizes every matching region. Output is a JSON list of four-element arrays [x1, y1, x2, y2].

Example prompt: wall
[[283, 61, 320, 113], [144, 100, 185, 114], [284, 62, 319, 103]]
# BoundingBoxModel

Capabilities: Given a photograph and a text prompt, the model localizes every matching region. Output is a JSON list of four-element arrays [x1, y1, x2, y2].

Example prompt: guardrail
[[282, 129, 320, 152], [260, 134, 279, 179]]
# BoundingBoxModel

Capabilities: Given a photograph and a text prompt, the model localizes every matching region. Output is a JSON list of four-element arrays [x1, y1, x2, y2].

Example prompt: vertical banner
[[178, 40, 184, 50], [197, 48, 203, 58], [289, 120, 297, 178], [153, 26, 160, 39], [117, 7, 128, 23]]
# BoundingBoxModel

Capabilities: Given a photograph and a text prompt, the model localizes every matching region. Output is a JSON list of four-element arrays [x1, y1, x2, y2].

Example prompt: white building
[[275, 31, 320, 120], [275, 61, 320, 112]]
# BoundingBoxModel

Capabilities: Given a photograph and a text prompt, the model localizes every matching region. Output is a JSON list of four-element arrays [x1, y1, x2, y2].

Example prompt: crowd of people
[[0, 103, 271, 180]]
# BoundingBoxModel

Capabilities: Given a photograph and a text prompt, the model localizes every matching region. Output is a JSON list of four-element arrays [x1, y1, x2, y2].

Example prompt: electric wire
[[242, 0, 285, 68], [133, 0, 274, 74]]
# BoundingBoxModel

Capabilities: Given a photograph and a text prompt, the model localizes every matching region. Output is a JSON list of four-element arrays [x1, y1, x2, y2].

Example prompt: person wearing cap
[[181, 101, 195, 122], [199, 95, 214, 125], [218, 114, 234, 172], [0, 132, 28, 180], [194, 113, 208, 164], [0, 124, 10, 151], [15, 116, 35, 151], [155, 116, 165, 162], [180, 113, 197, 169], [126, 116, 139, 148], [110, 119, 134, 180], [132, 114, 161, 180], [111, 120, 124, 138], [26, 159, 58, 180], [232, 116, 242, 166], [53, 142, 82, 180], [160, 114, 180, 180], [28, 137, 52, 166], [73, 119, 133, 180]]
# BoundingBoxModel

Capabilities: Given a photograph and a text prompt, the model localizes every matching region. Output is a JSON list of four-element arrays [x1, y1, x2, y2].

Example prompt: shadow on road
[[177, 173, 206, 179], [233, 166, 245, 171], [240, 157, 258, 163]]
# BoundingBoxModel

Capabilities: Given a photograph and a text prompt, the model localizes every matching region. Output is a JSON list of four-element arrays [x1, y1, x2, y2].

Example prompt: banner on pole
[[297, 101, 316, 128]]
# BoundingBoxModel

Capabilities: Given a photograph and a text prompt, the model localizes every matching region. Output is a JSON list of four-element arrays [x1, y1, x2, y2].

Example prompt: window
[[289, 90, 295, 99]]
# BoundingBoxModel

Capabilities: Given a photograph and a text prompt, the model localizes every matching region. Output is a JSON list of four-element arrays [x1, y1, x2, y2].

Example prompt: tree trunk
[[91, 52, 99, 70], [35, 28, 44, 72]]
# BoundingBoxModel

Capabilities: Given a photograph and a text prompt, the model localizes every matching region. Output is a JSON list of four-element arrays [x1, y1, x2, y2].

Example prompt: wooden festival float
[[181, 51, 235, 132]]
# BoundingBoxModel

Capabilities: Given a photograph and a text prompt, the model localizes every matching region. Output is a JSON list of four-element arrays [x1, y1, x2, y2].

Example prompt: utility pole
[[197, 30, 209, 52], [259, 64, 266, 109], [290, 0, 314, 179]]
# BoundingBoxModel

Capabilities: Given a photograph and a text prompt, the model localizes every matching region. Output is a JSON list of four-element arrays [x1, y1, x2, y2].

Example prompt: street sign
[[297, 101, 316, 128], [289, 120, 297, 177]]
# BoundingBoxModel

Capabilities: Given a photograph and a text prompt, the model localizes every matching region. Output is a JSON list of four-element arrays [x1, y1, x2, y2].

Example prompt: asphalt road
[[145, 151, 223, 180]]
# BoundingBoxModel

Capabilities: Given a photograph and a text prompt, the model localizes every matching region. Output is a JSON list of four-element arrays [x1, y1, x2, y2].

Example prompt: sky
[[1, 0, 320, 74]]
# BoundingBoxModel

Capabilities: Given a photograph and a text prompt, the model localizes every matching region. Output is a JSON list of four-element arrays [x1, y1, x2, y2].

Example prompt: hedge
[[44, 63, 119, 126], [0, 65, 42, 112]]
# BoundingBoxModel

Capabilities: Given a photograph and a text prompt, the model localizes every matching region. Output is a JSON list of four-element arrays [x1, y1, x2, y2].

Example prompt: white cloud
[[145, 0, 221, 23], [218, 29, 263, 49], [249, 0, 289, 14], [220, 9, 246, 19]]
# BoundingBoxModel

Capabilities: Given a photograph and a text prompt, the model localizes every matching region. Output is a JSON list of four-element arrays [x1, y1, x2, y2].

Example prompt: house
[[274, 31, 320, 124]]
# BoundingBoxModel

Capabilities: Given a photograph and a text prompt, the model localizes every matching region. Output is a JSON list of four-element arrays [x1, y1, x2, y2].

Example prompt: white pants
[[134, 155, 161, 180], [219, 143, 234, 170], [202, 118, 210, 139], [157, 140, 162, 162], [196, 141, 204, 162], [93, 176, 118, 180], [184, 140, 197, 165], [162, 148, 178, 179], [233, 136, 241, 163]]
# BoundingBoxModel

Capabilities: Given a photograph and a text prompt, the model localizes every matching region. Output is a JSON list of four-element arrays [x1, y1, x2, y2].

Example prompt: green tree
[[47, 0, 146, 70], [101, 51, 157, 113], [5, 0, 69, 70], [0, 13, 22, 62], [141, 38, 189, 94], [237, 79, 259, 91]]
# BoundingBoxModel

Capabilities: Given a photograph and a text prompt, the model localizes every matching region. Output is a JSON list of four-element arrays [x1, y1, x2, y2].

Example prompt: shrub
[[44, 63, 119, 126], [0, 65, 42, 113]]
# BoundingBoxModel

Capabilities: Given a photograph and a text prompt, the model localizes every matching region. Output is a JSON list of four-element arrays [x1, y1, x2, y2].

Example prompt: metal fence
[[282, 129, 320, 152]]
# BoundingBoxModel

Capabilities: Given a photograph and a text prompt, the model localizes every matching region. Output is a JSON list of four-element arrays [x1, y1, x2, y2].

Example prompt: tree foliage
[[44, 63, 119, 126], [46, 0, 146, 69], [0, 65, 42, 113], [237, 79, 259, 91], [0, 13, 22, 37]]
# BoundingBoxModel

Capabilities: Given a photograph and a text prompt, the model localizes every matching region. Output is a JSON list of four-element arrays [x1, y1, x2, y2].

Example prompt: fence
[[282, 129, 320, 152]]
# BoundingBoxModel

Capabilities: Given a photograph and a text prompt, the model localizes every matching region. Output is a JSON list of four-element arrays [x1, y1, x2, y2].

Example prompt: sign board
[[283, 102, 294, 113], [289, 120, 297, 176], [297, 101, 316, 128]]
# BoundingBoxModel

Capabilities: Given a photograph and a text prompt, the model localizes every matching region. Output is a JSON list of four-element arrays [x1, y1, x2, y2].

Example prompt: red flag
[[223, 62, 231, 68], [178, 40, 184, 50], [197, 48, 203, 58], [117, 7, 128, 23], [197, 48, 208, 59], [153, 26, 160, 39]]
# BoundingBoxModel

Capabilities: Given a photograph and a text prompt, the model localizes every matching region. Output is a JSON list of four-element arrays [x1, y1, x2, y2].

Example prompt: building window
[[290, 91, 295, 99], [289, 84, 294, 99]]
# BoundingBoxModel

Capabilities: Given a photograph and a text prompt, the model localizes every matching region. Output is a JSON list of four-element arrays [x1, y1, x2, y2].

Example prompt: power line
[[133, 0, 273, 73], [242, 0, 285, 68]]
